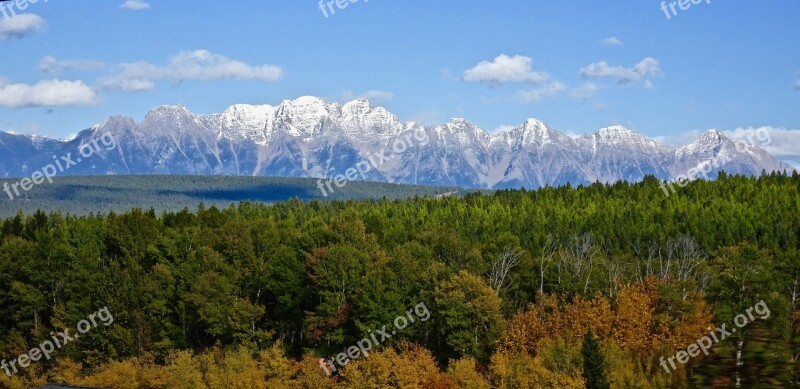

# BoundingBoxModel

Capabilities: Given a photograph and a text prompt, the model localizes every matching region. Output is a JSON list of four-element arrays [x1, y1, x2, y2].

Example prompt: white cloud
[[100, 77, 155, 93], [341, 90, 394, 102], [793, 80, 800, 91], [517, 81, 565, 102], [725, 126, 800, 164], [0, 14, 45, 40], [120, 0, 150, 10], [602, 37, 624, 46], [99, 50, 284, 92], [38, 56, 105, 75], [463, 54, 550, 85], [580, 57, 661, 85], [0, 79, 97, 108], [570, 82, 599, 100]]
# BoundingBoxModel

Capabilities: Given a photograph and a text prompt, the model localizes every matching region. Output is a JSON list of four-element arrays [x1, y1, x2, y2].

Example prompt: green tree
[[433, 270, 504, 362], [581, 329, 610, 389]]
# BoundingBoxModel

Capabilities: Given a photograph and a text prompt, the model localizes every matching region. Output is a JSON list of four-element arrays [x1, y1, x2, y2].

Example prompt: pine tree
[[582, 329, 610, 389]]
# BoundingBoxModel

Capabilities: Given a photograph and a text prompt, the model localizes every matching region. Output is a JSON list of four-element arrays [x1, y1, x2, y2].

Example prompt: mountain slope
[[0, 97, 794, 189]]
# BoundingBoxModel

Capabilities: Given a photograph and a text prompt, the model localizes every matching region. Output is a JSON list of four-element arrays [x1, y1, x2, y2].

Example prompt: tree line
[[0, 171, 798, 387]]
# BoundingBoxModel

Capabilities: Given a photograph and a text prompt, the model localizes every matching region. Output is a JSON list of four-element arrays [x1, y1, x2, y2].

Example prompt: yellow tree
[[338, 342, 447, 388], [489, 350, 584, 389], [611, 284, 656, 354], [446, 357, 491, 389]]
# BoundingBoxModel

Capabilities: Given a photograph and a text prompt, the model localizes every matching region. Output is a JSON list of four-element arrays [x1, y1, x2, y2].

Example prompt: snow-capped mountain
[[0, 97, 794, 189]]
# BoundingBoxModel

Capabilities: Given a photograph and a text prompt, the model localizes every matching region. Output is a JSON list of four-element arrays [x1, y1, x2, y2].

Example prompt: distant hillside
[[0, 175, 459, 217]]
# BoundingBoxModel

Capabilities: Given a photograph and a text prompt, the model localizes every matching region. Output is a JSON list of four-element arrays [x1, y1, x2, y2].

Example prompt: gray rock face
[[0, 97, 794, 188]]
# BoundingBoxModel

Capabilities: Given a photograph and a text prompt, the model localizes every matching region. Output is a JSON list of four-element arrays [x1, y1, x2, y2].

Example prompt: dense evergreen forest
[[1, 172, 799, 388], [0, 175, 459, 217]]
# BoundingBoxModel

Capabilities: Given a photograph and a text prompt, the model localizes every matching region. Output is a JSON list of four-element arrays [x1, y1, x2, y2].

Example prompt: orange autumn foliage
[[502, 278, 713, 357]]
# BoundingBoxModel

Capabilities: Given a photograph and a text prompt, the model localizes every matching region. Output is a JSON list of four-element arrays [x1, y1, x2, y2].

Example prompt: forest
[[0, 171, 798, 388], [0, 175, 458, 218]]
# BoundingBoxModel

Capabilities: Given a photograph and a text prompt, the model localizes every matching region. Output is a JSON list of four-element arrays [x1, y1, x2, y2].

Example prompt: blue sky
[[0, 0, 799, 161]]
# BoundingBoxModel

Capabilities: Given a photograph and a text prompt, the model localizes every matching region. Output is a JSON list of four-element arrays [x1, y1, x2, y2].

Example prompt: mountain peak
[[597, 125, 635, 135], [343, 98, 371, 108], [219, 104, 275, 131], [594, 125, 649, 145], [143, 105, 195, 124], [149, 104, 191, 114], [698, 129, 727, 142], [506, 118, 569, 148], [287, 96, 328, 106], [522, 118, 549, 129], [685, 130, 733, 152], [341, 99, 375, 116], [448, 118, 472, 126]]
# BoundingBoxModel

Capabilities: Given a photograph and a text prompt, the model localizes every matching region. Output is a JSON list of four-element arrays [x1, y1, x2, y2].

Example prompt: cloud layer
[[602, 37, 624, 46], [99, 50, 284, 92], [0, 14, 45, 40], [463, 54, 549, 84], [38, 56, 106, 75], [120, 0, 150, 10], [0, 79, 97, 108], [517, 82, 565, 102], [570, 82, 599, 100], [463, 53, 662, 104], [580, 58, 660, 85]]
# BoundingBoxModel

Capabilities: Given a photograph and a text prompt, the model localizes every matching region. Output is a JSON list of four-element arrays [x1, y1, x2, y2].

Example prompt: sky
[[0, 0, 799, 163]]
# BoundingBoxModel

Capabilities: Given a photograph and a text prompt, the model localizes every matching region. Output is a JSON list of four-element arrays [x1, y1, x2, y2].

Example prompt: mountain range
[[0, 96, 794, 189]]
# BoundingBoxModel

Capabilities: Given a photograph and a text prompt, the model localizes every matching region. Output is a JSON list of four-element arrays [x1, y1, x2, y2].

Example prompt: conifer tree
[[582, 329, 610, 389]]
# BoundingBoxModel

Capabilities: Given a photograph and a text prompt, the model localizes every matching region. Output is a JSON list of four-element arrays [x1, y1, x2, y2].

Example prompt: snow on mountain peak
[[143, 105, 197, 127], [511, 118, 562, 147], [274, 96, 341, 137], [342, 98, 371, 110], [598, 125, 634, 135], [522, 118, 548, 129], [681, 130, 731, 153], [595, 125, 645, 143], [220, 104, 275, 129], [444, 118, 478, 132], [211, 104, 277, 144], [698, 129, 727, 143], [223, 103, 274, 116], [340, 99, 402, 136], [341, 99, 376, 119], [290, 95, 328, 106], [148, 104, 191, 115], [435, 118, 491, 146]]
